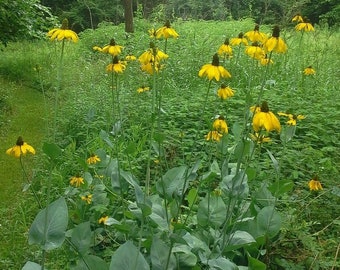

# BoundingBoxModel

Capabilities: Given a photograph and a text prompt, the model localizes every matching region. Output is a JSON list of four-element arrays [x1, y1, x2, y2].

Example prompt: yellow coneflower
[[156, 20, 179, 39], [217, 38, 233, 58], [87, 154, 101, 165], [295, 22, 314, 32], [308, 176, 323, 191], [278, 112, 306, 126], [125, 54, 137, 61], [6, 136, 35, 158], [245, 42, 265, 60], [259, 55, 273, 66], [292, 14, 304, 23], [47, 18, 78, 42], [244, 24, 267, 43], [92, 46, 103, 52], [81, 194, 93, 204], [98, 216, 109, 224], [205, 131, 223, 142], [213, 116, 228, 134], [250, 133, 271, 144], [252, 101, 281, 133], [137, 86, 150, 93], [70, 176, 84, 187], [199, 53, 231, 81], [106, 56, 126, 73], [101, 39, 124, 56], [263, 25, 287, 53], [138, 43, 168, 65], [230, 32, 248, 46], [217, 84, 234, 100], [303, 66, 316, 75]]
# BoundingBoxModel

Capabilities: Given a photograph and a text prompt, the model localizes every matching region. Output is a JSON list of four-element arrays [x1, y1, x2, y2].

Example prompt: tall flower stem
[[145, 66, 157, 195], [19, 156, 42, 208], [111, 57, 116, 121], [53, 39, 65, 141], [40, 165, 53, 270]]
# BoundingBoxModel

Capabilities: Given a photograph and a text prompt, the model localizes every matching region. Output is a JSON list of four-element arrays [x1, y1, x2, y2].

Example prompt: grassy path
[[0, 77, 46, 267]]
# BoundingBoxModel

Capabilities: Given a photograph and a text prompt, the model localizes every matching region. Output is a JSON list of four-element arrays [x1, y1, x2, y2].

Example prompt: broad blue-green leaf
[[29, 197, 68, 250], [109, 241, 149, 270], [172, 244, 197, 267], [71, 221, 92, 255], [149, 197, 168, 230], [42, 142, 62, 161], [120, 170, 152, 215], [106, 159, 127, 193], [156, 165, 188, 200], [221, 170, 249, 199], [248, 255, 266, 270], [151, 236, 176, 270], [280, 125, 296, 144], [84, 172, 93, 185], [182, 232, 209, 253], [22, 261, 45, 270], [234, 140, 253, 160], [73, 255, 108, 270], [254, 183, 275, 207], [257, 206, 281, 238], [224, 230, 256, 251], [266, 149, 280, 174], [100, 130, 114, 148], [207, 257, 238, 270], [197, 194, 226, 227]]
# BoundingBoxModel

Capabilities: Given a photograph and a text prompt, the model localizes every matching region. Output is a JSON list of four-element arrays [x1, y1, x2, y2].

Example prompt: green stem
[[145, 62, 157, 195], [53, 39, 65, 141], [41, 164, 53, 270], [19, 155, 42, 208]]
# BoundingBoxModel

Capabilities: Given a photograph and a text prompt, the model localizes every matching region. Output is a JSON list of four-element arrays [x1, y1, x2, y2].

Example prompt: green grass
[[0, 18, 339, 269]]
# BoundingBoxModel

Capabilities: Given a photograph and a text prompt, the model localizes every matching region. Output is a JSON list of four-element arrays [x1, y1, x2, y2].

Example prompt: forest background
[[0, 0, 339, 270]]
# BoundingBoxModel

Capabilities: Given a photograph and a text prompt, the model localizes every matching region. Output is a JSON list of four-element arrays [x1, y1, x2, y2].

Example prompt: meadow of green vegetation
[[0, 18, 339, 269]]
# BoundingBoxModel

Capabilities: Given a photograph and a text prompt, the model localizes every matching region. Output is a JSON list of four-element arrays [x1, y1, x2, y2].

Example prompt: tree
[[124, 0, 134, 32], [0, 0, 56, 46]]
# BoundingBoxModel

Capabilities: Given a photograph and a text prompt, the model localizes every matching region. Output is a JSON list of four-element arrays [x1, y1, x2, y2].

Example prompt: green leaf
[[280, 125, 296, 144], [210, 159, 221, 176], [149, 197, 169, 230], [109, 241, 149, 270], [257, 206, 281, 238], [172, 245, 197, 267], [234, 140, 253, 160], [28, 197, 68, 250], [74, 255, 109, 270], [71, 222, 92, 255], [268, 179, 294, 196], [120, 170, 152, 215], [248, 255, 266, 270], [84, 172, 93, 185], [186, 188, 198, 208], [224, 230, 256, 251], [254, 183, 275, 207], [22, 261, 45, 270], [42, 142, 62, 161], [220, 170, 249, 199], [266, 149, 280, 174], [182, 232, 209, 253], [156, 165, 188, 200], [197, 194, 226, 227], [207, 257, 238, 270], [151, 236, 176, 270], [100, 130, 114, 148]]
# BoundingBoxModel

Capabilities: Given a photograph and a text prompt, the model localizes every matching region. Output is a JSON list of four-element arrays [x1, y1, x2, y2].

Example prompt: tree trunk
[[124, 0, 134, 33]]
